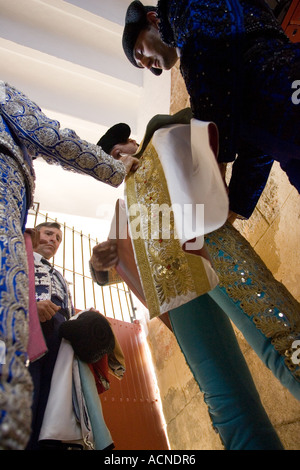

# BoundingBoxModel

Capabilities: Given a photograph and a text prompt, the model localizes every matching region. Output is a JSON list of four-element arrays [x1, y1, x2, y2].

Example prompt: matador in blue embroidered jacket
[[122, 0, 300, 219], [0, 82, 138, 449]]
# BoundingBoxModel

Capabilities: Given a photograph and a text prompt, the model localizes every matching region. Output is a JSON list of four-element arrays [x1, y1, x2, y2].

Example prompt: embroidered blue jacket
[[157, 0, 300, 218], [0, 81, 126, 213]]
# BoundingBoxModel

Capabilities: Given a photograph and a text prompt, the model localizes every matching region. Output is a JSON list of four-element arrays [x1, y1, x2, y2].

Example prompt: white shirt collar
[[33, 252, 52, 265], [34, 251, 43, 263]]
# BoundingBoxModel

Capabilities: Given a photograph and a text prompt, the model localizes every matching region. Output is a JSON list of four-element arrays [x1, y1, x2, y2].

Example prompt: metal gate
[[26, 202, 169, 450], [27, 202, 135, 322]]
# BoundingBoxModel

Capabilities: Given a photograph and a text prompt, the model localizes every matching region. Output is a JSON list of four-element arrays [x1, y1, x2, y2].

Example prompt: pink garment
[[24, 232, 47, 362]]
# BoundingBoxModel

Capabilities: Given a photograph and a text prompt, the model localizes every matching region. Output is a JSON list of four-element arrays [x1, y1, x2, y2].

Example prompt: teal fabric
[[209, 286, 300, 401], [169, 295, 284, 450], [78, 360, 113, 450], [203, 222, 300, 401]]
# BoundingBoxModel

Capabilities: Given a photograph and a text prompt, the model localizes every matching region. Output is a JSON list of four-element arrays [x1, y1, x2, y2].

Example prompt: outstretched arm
[[0, 82, 138, 187]]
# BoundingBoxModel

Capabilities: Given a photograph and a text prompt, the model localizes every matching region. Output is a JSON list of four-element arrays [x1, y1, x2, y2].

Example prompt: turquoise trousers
[[169, 294, 284, 450]]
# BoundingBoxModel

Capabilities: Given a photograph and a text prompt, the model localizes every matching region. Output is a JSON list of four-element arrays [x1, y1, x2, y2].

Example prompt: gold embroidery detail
[[125, 141, 210, 319]]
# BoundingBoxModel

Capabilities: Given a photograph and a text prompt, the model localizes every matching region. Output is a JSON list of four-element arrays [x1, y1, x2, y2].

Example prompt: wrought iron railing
[[26, 202, 136, 323]]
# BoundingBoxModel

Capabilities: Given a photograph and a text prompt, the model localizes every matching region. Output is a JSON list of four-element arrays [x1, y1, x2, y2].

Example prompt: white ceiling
[[0, 0, 171, 221]]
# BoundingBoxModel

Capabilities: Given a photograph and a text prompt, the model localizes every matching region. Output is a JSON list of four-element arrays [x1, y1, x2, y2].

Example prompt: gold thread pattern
[[125, 141, 213, 319], [0, 155, 33, 449], [0, 82, 125, 189]]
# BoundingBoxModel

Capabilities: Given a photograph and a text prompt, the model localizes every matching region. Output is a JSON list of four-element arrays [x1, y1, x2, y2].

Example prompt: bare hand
[[90, 239, 118, 271], [119, 155, 139, 175], [37, 300, 60, 322], [227, 210, 238, 224], [25, 228, 40, 250]]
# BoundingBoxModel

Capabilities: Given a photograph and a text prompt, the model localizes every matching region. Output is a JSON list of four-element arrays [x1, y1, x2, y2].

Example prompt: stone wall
[[146, 66, 300, 450]]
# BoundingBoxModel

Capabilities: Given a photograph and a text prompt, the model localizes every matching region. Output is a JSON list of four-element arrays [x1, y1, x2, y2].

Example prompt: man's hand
[[25, 228, 40, 250], [119, 155, 139, 175], [227, 210, 238, 224], [90, 239, 118, 271], [37, 300, 60, 322]]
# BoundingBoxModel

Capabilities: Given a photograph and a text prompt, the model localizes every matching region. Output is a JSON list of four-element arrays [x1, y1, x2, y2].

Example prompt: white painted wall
[[0, 0, 171, 224]]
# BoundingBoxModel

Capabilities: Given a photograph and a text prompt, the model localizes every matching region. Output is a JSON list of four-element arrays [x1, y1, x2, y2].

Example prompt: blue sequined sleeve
[[157, 0, 285, 162], [157, 0, 285, 218], [159, 0, 246, 162], [0, 83, 126, 187]]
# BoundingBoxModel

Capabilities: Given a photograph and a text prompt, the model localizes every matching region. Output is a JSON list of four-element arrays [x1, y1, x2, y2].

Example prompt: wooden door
[[100, 318, 169, 450]]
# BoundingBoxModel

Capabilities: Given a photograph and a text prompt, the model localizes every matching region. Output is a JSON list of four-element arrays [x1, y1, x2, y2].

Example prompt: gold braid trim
[[125, 141, 211, 319]]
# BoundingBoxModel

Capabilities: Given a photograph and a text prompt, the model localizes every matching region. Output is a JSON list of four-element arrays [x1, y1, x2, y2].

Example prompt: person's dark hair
[[35, 222, 61, 231], [122, 1, 162, 76]]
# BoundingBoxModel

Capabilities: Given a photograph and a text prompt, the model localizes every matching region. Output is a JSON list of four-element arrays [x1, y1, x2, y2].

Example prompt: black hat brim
[[122, 1, 162, 76], [97, 123, 131, 154], [59, 310, 115, 364]]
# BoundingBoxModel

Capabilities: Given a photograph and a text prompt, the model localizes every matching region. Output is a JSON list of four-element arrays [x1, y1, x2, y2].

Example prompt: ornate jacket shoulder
[[0, 112, 35, 203], [0, 82, 126, 188]]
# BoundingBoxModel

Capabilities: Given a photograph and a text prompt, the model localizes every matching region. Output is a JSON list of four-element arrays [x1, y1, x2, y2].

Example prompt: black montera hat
[[97, 123, 131, 154], [59, 310, 115, 364], [122, 1, 162, 76]]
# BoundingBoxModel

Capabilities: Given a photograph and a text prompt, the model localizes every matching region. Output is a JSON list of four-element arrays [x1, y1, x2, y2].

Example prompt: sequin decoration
[[0, 155, 33, 450], [0, 81, 125, 189], [125, 141, 214, 319], [205, 223, 300, 382], [156, 0, 290, 163]]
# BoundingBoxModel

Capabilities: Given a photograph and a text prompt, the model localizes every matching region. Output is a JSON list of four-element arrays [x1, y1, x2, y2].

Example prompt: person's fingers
[[37, 300, 60, 322], [119, 155, 140, 174], [91, 241, 118, 270], [91, 252, 118, 270]]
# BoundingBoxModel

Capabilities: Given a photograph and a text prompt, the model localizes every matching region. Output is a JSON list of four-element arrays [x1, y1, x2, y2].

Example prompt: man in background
[[27, 222, 74, 450]]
